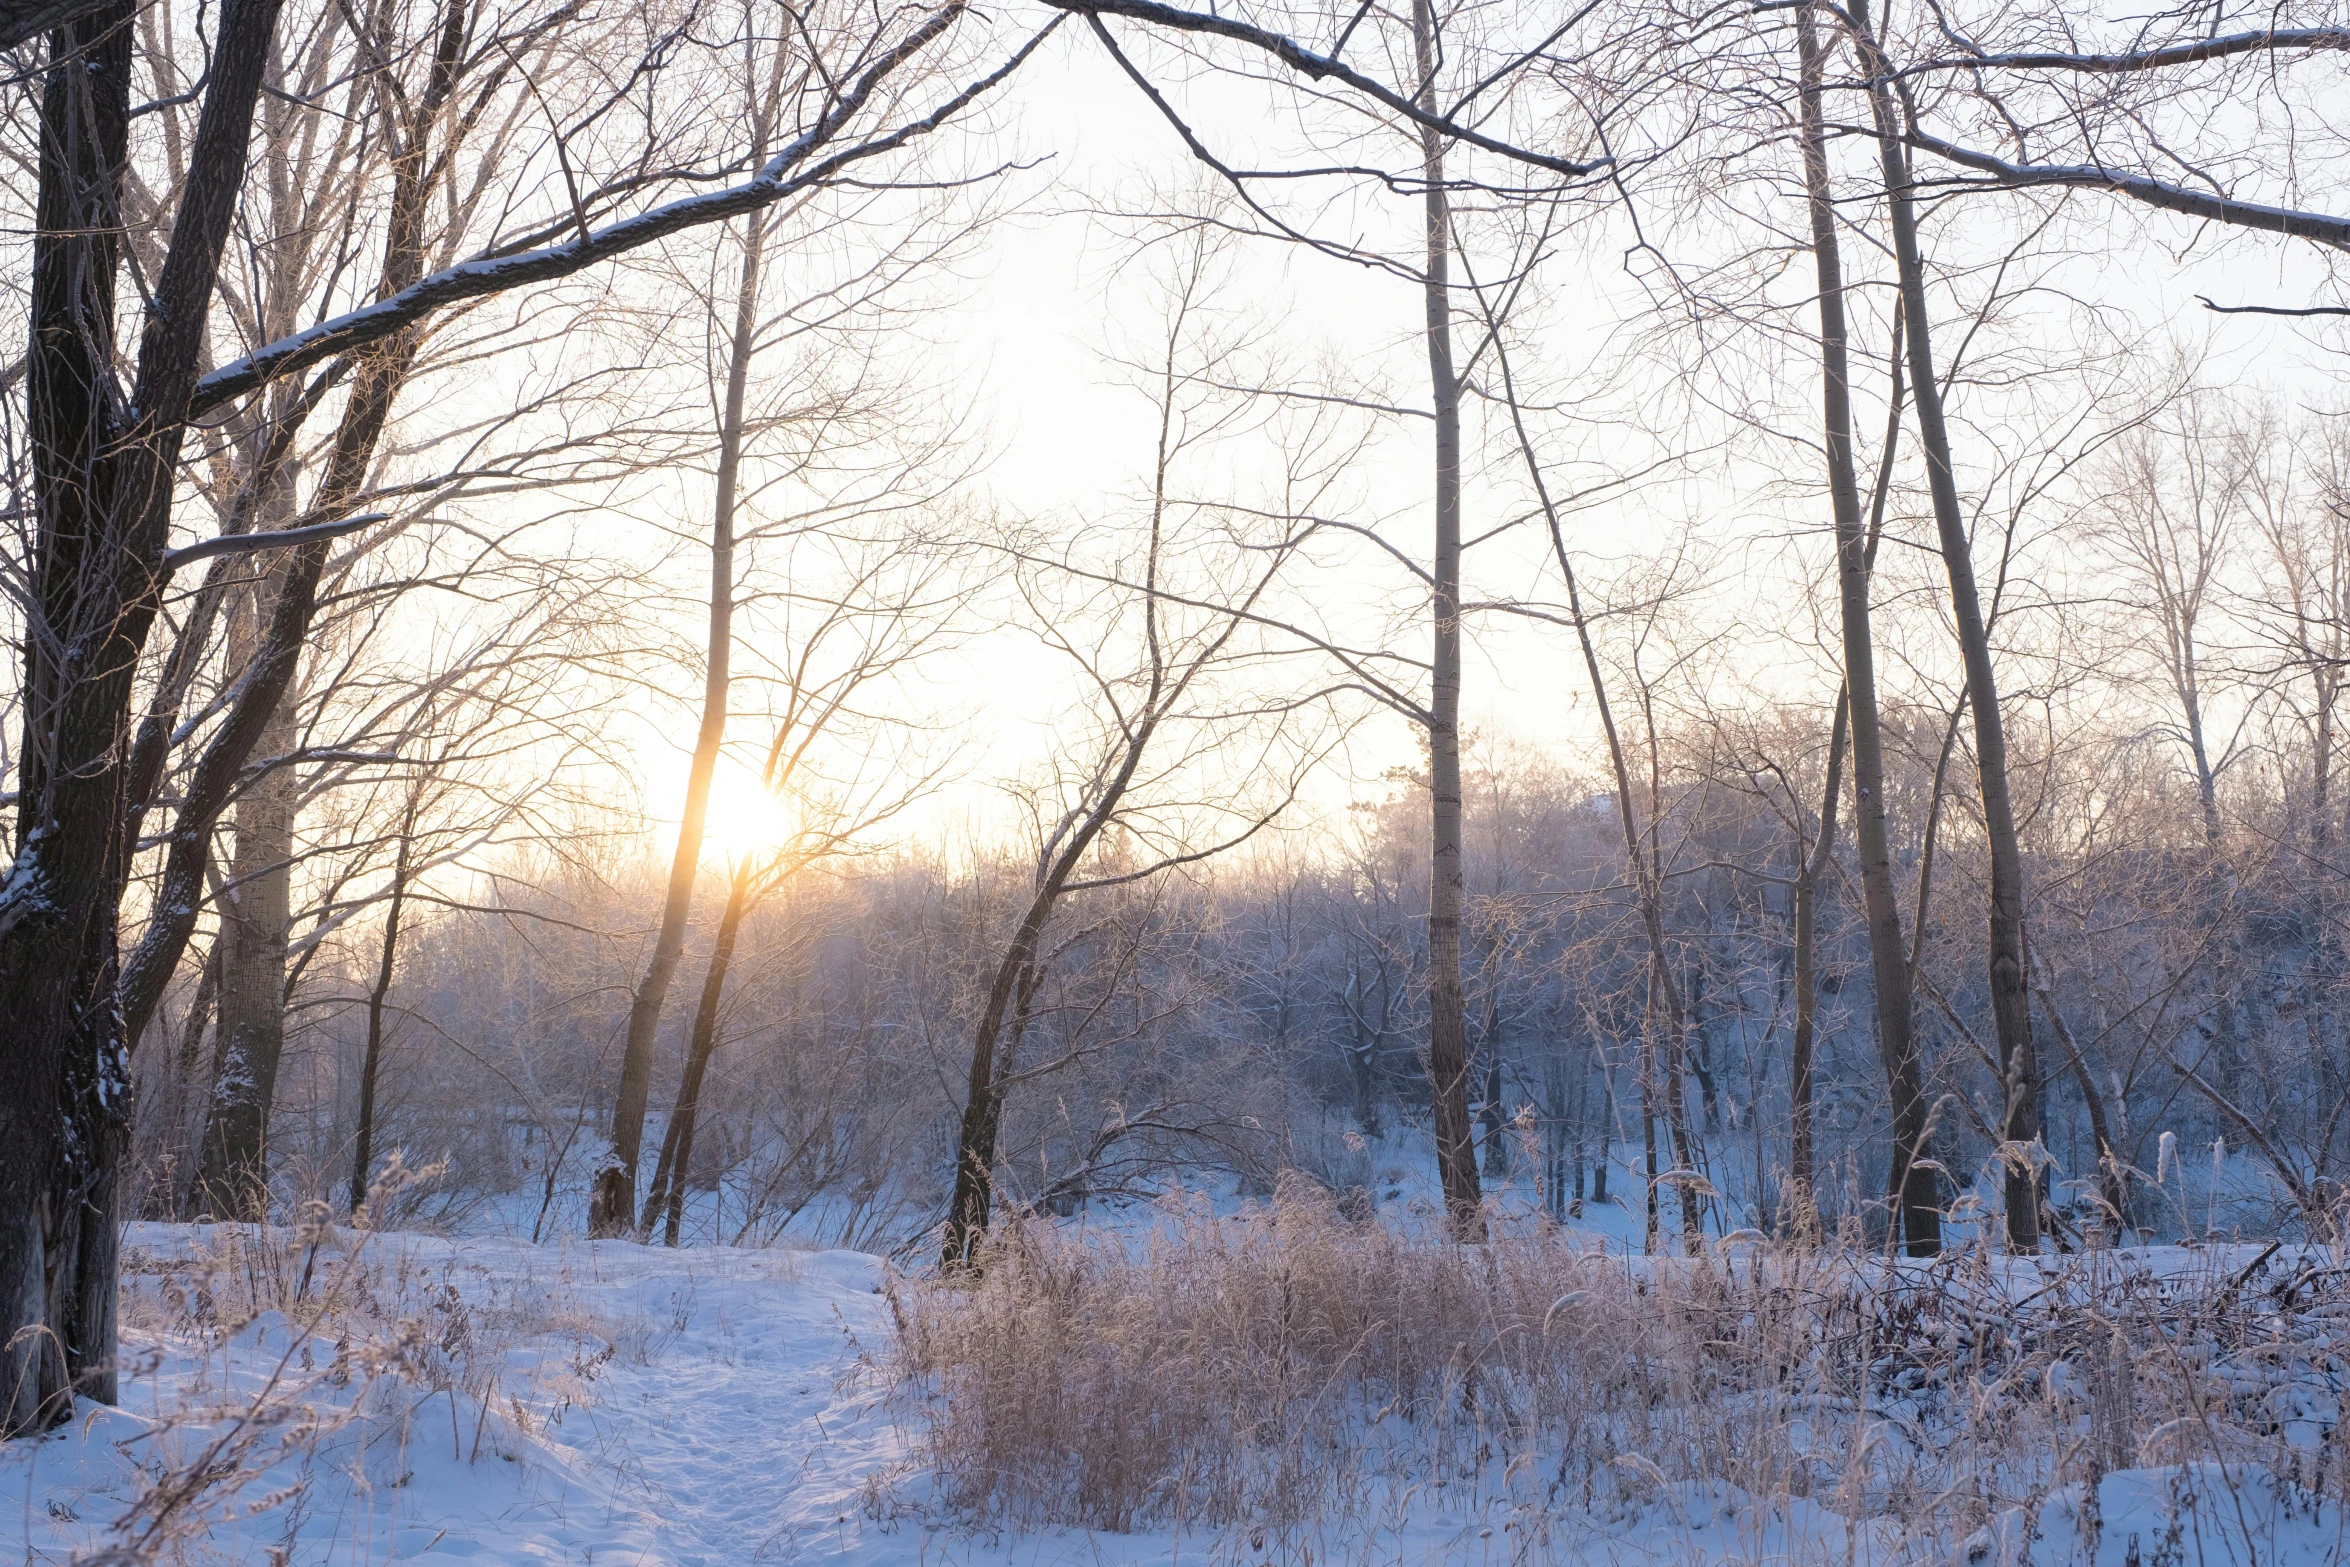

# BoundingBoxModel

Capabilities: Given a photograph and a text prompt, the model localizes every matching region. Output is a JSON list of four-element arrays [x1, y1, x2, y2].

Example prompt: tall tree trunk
[[349, 800, 415, 1218], [1788, 688, 1849, 1239], [144, 943, 221, 1219], [1797, 2, 1939, 1255], [945, 950, 1044, 1267], [588, 211, 766, 1238], [1684, 954, 1723, 1132], [1345, 964, 1383, 1138], [0, 0, 285, 1436], [1412, 0, 1484, 1240], [2310, 665, 2339, 1145], [191, 607, 299, 1221], [938, 252, 1257, 1269], [1849, 0, 2039, 1250], [2031, 960, 2128, 1236], [1475, 198, 1701, 1252], [644, 861, 756, 1245], [2167, 603, 2247, 1091], [1542, 1055, 1566, 1216]]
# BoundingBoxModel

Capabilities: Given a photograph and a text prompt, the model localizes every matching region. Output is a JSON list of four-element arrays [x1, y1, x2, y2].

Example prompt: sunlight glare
[[701, 766, 803, 865]]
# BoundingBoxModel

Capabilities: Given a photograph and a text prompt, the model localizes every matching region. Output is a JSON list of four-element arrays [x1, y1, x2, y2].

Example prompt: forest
[[5, 0, 2350, 1560]]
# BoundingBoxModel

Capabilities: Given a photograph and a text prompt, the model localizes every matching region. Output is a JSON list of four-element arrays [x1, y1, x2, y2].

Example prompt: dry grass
[[71, 1198, 623, 1564], [892, 1178, 2350, 1557]]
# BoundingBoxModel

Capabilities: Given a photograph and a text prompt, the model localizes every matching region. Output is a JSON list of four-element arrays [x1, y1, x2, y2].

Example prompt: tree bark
[[1787, 688, 1849, 1238], [349, 801, 415, 1219], [588, 209, 767, 1238], [643, 861, 756, 1245], [1412, 0, 1485, 1241], [0, 0, 286, 1436], [191, 715, 297, 1219], [1797, 2, 1940, 1255], [191, 589, 299, 1221], [946, 945, 1046, 1267], [1848, 0, 2039, 1250], [2309, 653, 2340, 1144], [1480, 965, 1510, 1178]]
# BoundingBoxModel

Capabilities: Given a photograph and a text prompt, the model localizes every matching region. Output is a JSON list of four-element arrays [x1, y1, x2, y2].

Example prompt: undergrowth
[[67, 1198, 625, 1565], [892, 1177, 2350, 1561]]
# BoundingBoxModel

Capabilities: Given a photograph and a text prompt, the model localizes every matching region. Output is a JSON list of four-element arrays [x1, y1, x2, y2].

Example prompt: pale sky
[[611, 17, 2350, 872]]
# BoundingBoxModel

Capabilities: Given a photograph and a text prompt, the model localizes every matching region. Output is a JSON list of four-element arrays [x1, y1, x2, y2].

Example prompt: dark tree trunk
[[0, 0, 286, 1436], [349, 804, 414, 1219], [1412, 0, 1484, 1241], [590, 213, 766, 1239], [1684, 957, 1723, 1133], [1849, 0, 2040, 1250], [2033, 970, 2128, 1236], [142, 943, 221, 1219], [643, 861, 756, 1245], [1796, 2, 1939, 1255], [946, 953, 1044, 1268], [1788, 689, 1849, 1239], [1591, 1047, 1611, 1204], [1480, 980, 1509, 1178], [1345, 963, 1383, 1139]]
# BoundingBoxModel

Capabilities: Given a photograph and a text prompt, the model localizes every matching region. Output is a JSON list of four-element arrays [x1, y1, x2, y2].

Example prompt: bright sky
[[618, 17, 2350, 873]]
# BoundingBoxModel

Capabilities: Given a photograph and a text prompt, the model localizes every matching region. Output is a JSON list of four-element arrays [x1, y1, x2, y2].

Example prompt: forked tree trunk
[[1796, 2, 1940, 1255], [939, 243, 1275, 1268], [2031, 961, 2128, 1236], [945, 948, 1046, 1267], [643, 860, 756, 1245], [144, 946, 221, 1218], [1412, 0, 1485, 1241], [1848, 0, 2040, 1250], [589, 210, 767, 1238]]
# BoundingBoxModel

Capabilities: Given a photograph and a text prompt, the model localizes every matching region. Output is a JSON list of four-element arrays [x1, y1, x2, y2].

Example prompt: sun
[[700, 765, 804, 865]]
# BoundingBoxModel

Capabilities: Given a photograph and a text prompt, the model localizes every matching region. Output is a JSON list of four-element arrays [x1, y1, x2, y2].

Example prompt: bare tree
[[1793, 0, 1936, 1252], [1844, 0, 2043, 1249], [942, 225, 1354, 1265], [1, 0, 1046, 1431], [639, 536, 962, 1244]]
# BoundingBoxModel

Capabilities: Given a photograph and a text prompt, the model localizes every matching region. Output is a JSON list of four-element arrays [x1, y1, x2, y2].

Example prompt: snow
[[6, 1221, 2349, 1565], [6, 1228, 918, 1566]]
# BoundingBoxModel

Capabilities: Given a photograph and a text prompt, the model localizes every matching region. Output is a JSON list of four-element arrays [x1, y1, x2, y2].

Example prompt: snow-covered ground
[[6, 1219, 2347, 1565], [8, 1227, 931, 1565]]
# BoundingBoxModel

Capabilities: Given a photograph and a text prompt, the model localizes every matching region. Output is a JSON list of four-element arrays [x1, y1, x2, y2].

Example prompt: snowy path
[[1, 1234, 935, 1567], [543, 1245, 915, 1565]]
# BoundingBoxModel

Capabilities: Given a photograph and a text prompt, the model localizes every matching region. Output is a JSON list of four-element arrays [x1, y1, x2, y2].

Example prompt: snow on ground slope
[[5, 1228, 922, 1566], [5, 1223, 2347, 1565]]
